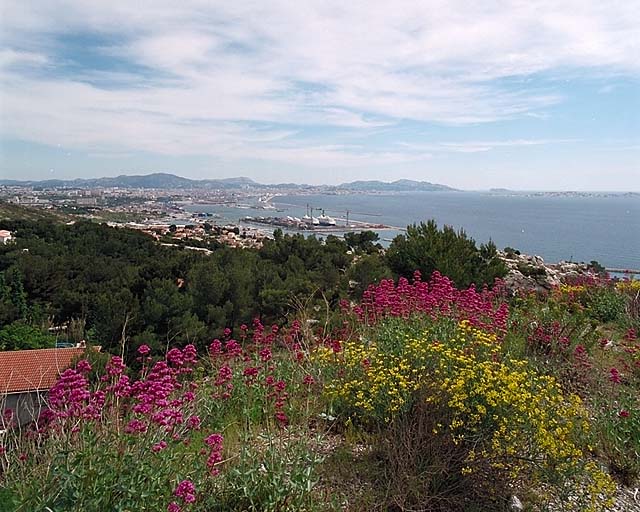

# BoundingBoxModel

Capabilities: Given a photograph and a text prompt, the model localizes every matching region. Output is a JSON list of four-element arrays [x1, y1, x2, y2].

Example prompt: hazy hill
[[0, 173, 455, 191], [0, 201, 74, 222], [338, 179, 456, 192], [0, 173, 259, 190]]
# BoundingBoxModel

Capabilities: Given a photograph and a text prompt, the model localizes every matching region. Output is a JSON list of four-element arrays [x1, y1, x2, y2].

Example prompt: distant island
[[0, 172, 457, 193]]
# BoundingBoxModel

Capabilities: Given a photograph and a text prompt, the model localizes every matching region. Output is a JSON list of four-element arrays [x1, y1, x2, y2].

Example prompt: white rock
[[510, 495, 524, 510]]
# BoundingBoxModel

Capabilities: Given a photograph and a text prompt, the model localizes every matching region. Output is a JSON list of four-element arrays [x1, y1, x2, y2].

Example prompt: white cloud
[[399, 139, 579, 154], [0, 49, 48, 69], [0, 0, 638, 173]]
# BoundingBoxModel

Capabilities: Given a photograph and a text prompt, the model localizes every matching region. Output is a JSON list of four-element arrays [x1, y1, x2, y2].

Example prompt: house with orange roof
[[0, 347, 88, 427], [0, 230, 13, 244]]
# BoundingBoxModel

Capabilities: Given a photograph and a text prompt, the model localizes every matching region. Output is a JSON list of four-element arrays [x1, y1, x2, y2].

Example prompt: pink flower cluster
[[609, 367, 622, 384], [44, 345, 202, 439], [527, 321, 571, 356], [168, 479, 196, 511], [350, 271, 508, 335], [48, 364, 102, 421], [174, 479, 196, 503], [204, 433, 224, 475], [207, 318, 293, 426]]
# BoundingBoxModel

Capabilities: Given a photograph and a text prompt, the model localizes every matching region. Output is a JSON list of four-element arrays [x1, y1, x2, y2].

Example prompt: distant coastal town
[[0, 174, 418, 250], [1, 172, 637, 255]]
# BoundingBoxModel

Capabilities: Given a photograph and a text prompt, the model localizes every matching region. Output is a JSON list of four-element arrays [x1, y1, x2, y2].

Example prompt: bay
[[187, 192, 640, 270]]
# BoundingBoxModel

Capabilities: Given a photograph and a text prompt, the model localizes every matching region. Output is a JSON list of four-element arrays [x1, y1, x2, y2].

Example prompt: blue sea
[[186, 192, 640, 270]]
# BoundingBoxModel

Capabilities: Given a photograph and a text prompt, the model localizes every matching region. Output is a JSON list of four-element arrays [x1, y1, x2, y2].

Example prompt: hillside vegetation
[[0, 219, 504, 357], [0, 217, 638, 511], [0, 275, 638, 510], [0, 201, 73, 223]]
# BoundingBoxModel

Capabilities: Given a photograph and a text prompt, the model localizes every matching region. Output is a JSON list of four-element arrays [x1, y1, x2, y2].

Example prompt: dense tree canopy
[[0, 220, 357, 358], [0, 218, 506, 359], [386, 220, 507, 288]]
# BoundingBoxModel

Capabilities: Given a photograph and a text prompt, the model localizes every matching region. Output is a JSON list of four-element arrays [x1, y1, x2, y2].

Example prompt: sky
[[0, 1, 639, 190]]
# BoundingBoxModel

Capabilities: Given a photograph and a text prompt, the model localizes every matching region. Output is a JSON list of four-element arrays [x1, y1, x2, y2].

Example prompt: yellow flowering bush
[[616, 279, 640, 293], [315, 318, 616, 510], [556, 284, 588, 295]]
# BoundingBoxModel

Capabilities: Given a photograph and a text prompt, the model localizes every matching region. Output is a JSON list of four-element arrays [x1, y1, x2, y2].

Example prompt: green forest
[[0, 216, 505, 358]]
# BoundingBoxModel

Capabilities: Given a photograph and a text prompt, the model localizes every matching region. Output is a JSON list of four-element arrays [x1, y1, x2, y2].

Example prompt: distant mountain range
[[338, 179, 454, 192], [0, 172, 456, 192]]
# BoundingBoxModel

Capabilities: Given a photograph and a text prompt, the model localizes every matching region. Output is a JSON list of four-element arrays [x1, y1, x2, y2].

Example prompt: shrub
[[386, 220, 507, 289], [588, 260, 606, 274], [616, 279, 640, 325], [517, 263, 546, 277], [553, 277, 627, 323], [504, 279, 640, 484], [315, 274, 616, 511], [586, 288, 626, 322], [208, 434, 325, 511], [1, 346, 220, 511], [0, 321, 56, 350], [0, 320, 325, 512], [596, 390, 640, 485]]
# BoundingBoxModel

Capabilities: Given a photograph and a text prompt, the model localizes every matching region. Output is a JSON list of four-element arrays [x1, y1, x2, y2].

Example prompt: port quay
[[239, 203, 405, 234]]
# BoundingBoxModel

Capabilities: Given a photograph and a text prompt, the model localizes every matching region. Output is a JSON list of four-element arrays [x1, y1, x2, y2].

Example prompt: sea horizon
[[187, 190, 640, 270]]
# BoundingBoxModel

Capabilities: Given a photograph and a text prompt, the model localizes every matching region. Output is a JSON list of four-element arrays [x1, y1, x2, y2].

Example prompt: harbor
[[240, 215, 402, 233], [240, 204, 404, 233]]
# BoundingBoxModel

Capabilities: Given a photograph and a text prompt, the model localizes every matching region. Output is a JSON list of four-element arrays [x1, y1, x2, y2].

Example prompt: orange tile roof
[[0, 348, 87, 394]]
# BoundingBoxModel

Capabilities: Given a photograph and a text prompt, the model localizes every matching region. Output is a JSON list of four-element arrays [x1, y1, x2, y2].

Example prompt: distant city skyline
[[1, 1, 639, 191]]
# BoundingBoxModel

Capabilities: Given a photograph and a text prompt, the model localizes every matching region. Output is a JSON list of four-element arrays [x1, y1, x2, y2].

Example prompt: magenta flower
[[76, 360, 92, 373], [275, 411, 288, 426], [259, 347, 272, 362], [609, 367, 622, 384], [214, 365, 233, 386], [182, 344, 198, 365], [204, 433, 224, 475], [209, 339, 222, 356], [105, 356, 126, 377], [187, 415, 201, 430], [152, 440, 168, 453], [124, 419, 148, 434], [138, 344, 151, 355], [174, 480, 196, 503], [224, 340, 242, 357], [167, 348, 184, 367], [167, 502, 181, 512], [205, 433, 223, 447]]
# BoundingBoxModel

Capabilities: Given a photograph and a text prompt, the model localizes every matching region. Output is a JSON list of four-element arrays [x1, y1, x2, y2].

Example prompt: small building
[[0, 347, 88, 427], [0, 230, 13, 244]]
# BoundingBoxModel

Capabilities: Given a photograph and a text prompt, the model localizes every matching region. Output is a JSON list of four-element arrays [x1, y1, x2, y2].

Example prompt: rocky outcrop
[[499, 251, 596, 293]]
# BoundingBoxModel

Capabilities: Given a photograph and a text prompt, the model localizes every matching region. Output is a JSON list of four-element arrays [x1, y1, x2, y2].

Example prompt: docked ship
[[300, 205, 336, 226], [317, 210, 337, 226]]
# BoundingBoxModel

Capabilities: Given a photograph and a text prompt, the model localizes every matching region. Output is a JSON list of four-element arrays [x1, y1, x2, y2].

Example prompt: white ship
[[317, 210, 337, 226], [317, 214, 336, 226]]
